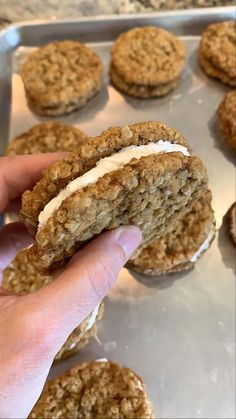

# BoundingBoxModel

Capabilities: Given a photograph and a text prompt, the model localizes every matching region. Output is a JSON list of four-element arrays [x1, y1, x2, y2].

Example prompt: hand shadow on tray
[[218, 214, 236, 273], [33, 84, 109, 125], [129, 267, 193, 290], [208, 112, 236, 166]]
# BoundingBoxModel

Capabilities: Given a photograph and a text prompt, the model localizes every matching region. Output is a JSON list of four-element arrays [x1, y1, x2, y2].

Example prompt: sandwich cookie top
[[6, 122, 88, 155], [111, 26, 186, 86], [21, 40, 103, 115], [29, 361, 154, 419]]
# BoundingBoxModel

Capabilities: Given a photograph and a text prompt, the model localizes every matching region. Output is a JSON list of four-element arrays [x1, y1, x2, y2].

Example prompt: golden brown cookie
[[20, 121, 208, 272], [128, 190, 215, 275], [21, 41, 103, 116], [110, 64, 178, 98], [110, 26, 186, 98], [199, 21, 236, 87], [6, 122, 88, 155], [2, 248, 104, 361], [226, 202, 236, 246], [217, 90, 236, 152], [29, 361, 154, 419]]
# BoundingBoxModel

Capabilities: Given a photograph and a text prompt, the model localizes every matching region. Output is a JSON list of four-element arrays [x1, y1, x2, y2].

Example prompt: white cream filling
[[190, 229, 214, 263], [85, 303, 100, 331], [38, 140, 190, 229]]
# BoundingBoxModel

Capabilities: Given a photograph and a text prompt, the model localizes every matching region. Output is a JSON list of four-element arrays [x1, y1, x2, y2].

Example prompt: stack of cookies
[[199, 21, 236, 87], [110, 26, 186, 98]]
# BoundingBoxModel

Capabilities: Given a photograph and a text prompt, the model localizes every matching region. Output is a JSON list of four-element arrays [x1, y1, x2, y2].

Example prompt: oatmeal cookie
[[6, 122, 88, 155], [21, 41, 103, 116], [110, 26, 186, 97], [217, 90, 236, 152], [29, 360, 154, 419], [110, 65, 178, 98], [128, 190, 215, 275], [199, 21, 236, 86], [226, 202, 236, 246], [2, 248, 104, 361], [20, 121, 208, 272]]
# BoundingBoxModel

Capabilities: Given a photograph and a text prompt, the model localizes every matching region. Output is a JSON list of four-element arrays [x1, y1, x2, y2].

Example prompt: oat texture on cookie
[[6, 122, 88, 155], [2, 248, 104, 361], [110, 26, 186, 98], [199, 21, 236, 86], [29, 361, 154, 419], [218, 90, 236, 152], [21, 41, 103, 116], [20, 121, 208, 273], [128, 189, 215, 275]]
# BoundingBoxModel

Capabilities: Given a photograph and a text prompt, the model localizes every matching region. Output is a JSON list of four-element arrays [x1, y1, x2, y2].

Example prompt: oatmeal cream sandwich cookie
[[217, 90, 236, 152], [29, 360, 154, 419], [6, 122, 88, 155], [110, 26, 186, 98], [199, 21, 236, 87], [2, 248, 104, 361], [20, 121, 208, 272], [128, 189, 215, 276], [21, 40, 103, 116]]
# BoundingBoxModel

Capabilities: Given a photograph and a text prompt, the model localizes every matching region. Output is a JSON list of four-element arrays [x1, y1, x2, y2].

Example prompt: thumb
[[25, 226, 141, 350]]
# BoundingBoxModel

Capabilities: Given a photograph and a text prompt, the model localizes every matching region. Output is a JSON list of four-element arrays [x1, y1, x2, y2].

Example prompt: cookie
[[110, 26, 186, 98], [21, 41, 103, 116], [6, 122, 88, 155], [128, 190, 215, 275], [29, 360, 154, 418], [2, 248, 104, 361], [217, 90, 236, 152], [110, 64, 178, 98], [226, 202, 236, 246], [199, 21, 236, 87], [20, 121, 208, 272]]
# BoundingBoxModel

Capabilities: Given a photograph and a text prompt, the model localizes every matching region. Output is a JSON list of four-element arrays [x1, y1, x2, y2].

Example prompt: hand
[[0, 155, 142, 418]]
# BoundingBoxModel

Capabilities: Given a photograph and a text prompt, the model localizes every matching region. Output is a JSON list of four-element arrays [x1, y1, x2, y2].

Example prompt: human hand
[[0, 155, 142, 418]]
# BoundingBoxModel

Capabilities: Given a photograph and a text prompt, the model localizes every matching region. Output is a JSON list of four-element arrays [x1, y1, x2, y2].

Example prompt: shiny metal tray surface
[[0, 8, 235, 419]]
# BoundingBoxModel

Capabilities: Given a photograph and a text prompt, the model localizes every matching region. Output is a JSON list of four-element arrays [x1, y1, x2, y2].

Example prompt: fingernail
[[115, 226, 142, 260]]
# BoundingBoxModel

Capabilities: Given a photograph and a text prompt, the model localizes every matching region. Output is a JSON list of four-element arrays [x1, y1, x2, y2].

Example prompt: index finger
[[0, 153, 67, 212]]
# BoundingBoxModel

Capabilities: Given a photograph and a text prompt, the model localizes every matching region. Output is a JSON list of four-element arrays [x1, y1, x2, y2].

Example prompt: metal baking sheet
[[0, 8, 235, 419]]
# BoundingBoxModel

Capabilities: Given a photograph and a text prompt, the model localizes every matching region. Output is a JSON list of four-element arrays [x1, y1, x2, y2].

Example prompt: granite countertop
[[0, 0, 234, 30]]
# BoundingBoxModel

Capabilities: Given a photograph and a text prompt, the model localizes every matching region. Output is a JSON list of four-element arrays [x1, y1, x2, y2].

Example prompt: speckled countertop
[[0, 0, 234, 30]]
